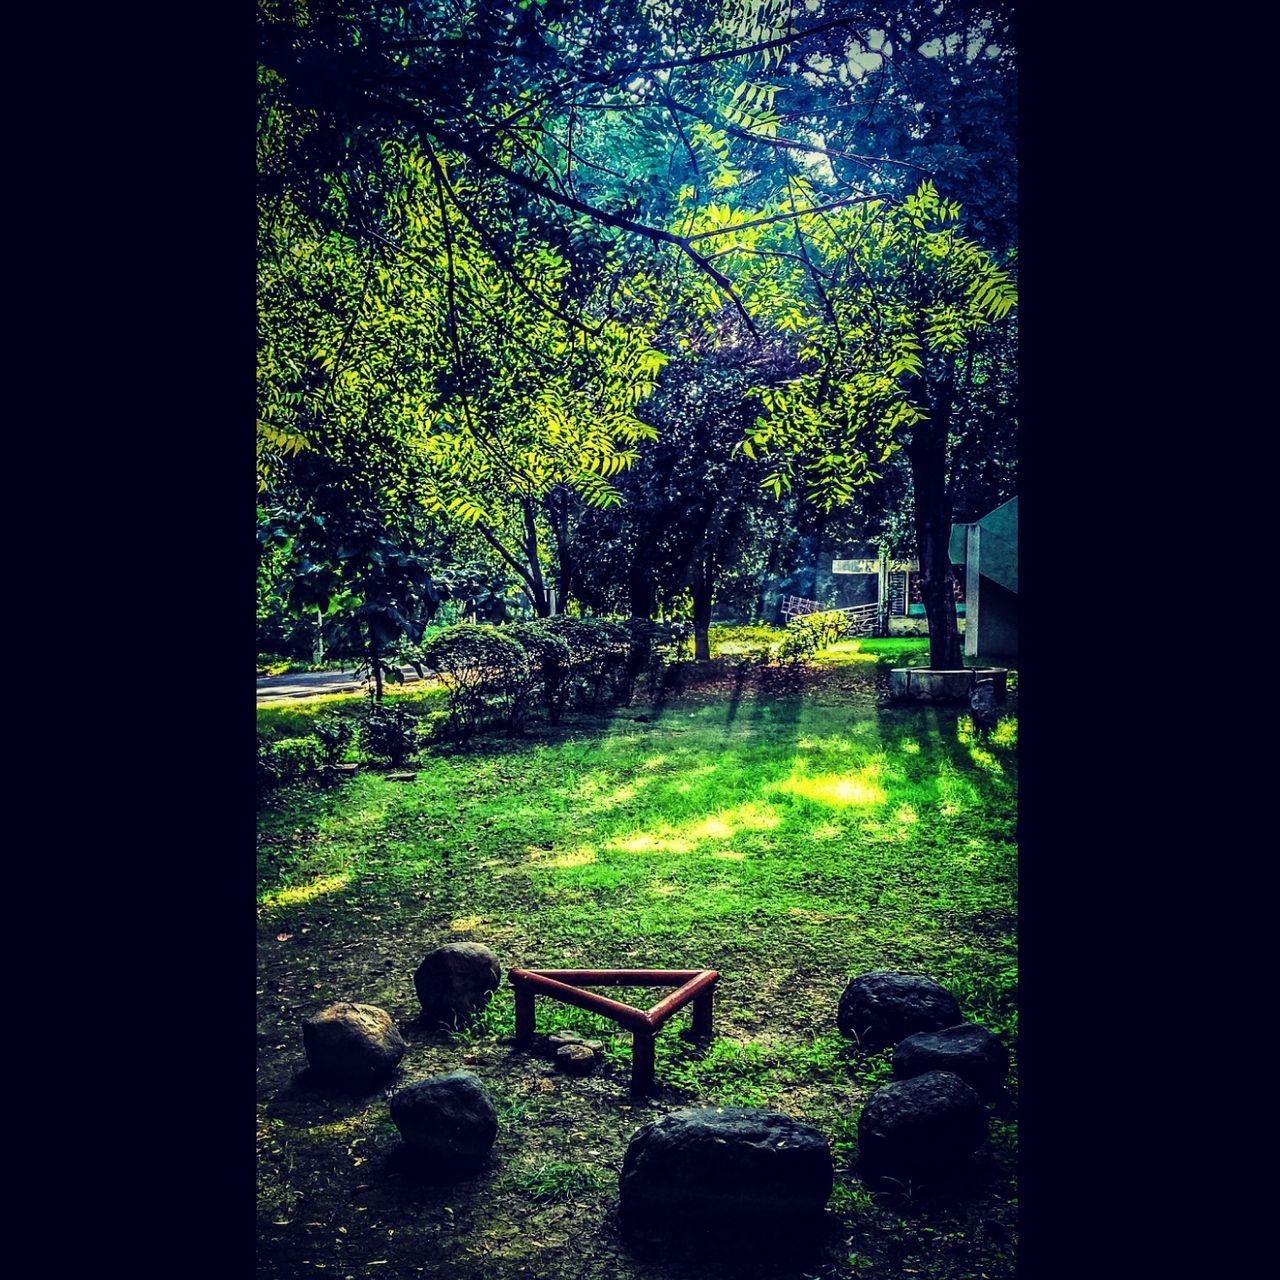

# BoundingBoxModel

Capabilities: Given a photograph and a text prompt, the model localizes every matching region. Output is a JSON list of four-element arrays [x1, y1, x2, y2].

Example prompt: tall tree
[[747, 182, 1016, 666]]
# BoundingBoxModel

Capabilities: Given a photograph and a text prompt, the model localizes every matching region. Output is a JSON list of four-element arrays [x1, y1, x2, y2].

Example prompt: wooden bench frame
[[508, 967, 719, 1092]]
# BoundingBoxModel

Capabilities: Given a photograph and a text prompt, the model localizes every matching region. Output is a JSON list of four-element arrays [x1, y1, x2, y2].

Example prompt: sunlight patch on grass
[[547, 848, 597, 868], [611, 832, 694, 855], [894, 804, 919, 824], [774, 768, 887, 808], [810, 822, 845, 841], [992, 717, 1018, 746], [900, 738, 921, 754], [647, 881, 678, 897], [258, 872, 351, 911], [968, 745, 1003, 774], [690, 816, 733, 839], [450, 915, 485, 931]]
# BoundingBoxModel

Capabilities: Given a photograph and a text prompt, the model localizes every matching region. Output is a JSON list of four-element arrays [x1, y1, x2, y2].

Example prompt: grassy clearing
[[256, 637, 1015, 1280]]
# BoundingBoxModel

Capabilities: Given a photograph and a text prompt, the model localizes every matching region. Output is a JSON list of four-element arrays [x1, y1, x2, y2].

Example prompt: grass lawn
[[257, 637, 1018, 1280]]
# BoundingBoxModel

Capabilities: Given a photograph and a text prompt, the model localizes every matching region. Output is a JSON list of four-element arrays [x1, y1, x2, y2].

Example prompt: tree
[[257, 506, 446, 699], [257, 2, 1018, 663], [747, 182, 1016, 667]]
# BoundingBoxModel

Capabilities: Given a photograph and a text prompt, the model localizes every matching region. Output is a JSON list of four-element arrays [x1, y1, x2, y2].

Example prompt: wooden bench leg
[[692, 988, 715, 1039], [514, 987, 536, 1045], [631, 1030, 655, 1093]]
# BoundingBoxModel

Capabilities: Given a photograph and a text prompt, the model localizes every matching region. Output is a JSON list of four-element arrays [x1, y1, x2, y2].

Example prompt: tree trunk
[[629, 559, 657, 620], [691, 562, 714, 661], [520, 499, 551, 617], [908, 378, 963, 670], [370, 637, 384, 702], [547, 487, 575, 614]]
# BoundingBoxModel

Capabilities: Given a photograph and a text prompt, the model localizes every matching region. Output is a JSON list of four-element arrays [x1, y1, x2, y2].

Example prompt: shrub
[[709, 624, 779, 663], [359, 701, 424, 765], [313, 714, 356, 765], [507, 621, 574, 729], [421, 624, 528, 740], [257, 735, 325, 787], [540, 616, 631, 710], [778, 610, 849, 664]]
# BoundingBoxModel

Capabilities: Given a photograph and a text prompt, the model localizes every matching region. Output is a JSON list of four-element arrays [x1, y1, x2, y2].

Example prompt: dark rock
[[302, 1002, 405, 1086], [892, 1023, 1008, 1101], [969, 682, 1000, 732], [619, 1106, 833, 1255], [858, 1071, 987, 1179], [837, 970, 962, 1051], [556, 1043, 596, 1074], [389, 1070, 498, 1177], [413, 942, 501, 1026]]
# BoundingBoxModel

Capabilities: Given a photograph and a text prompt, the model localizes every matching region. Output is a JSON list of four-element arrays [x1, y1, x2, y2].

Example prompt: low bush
[[540, 616, 631, 710], [257, 735, 325, 788], [421, 624, 528, 740], [359, 701, 424, 765], [505, 621, 572, 732], [313, 714, 356, 765], [777, 610, 851, 663]]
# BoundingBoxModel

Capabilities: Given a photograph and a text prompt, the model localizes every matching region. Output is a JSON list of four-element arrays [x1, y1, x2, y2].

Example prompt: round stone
[[413, 942, 502, 1026], [388, 1070, 498, 1177], [301, 1002, 405, 1087], [858, 1070, 987, 1179], [837, 970, 962, 1052], [556, 1043, 596, 1074], [892, 1023, 1008, 1101], [619, 1106, 833, 1255]]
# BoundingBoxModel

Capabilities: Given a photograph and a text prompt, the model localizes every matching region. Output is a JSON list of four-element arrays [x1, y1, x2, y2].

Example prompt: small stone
[[389, 1070, 498, 1178], [556, 1043, 596, 1075], [413, 942, 502, 1026], [583, 1040, 605, 1053], [858, 1070, 987, 1179], [547, 1030, 583, 1048], [837, 970, 962, 1052], [892, 1023, 1008, 1101], [302, 1002, 405, 1087], [387, 771, 417, 782], [619, 1106, 832, 1256]]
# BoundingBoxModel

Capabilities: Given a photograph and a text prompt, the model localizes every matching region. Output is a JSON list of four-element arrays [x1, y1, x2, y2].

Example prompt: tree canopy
[[257, 0, 1018, 671]]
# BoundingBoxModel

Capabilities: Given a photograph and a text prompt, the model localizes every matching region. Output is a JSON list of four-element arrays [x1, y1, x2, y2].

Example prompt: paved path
[[256, 666, 428, 703]]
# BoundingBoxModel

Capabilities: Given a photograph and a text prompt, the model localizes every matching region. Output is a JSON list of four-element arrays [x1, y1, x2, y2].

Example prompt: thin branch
[[685, 192, 890, 243], [576, 15, 868, 83]]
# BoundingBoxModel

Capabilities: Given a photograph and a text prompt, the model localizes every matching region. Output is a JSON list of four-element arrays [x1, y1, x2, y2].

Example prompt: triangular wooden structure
[[508, 967, 719, 1092]]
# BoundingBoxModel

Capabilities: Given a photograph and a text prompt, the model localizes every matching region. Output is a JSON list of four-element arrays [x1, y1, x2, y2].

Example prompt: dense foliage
[[258, 0, 1018, 672]]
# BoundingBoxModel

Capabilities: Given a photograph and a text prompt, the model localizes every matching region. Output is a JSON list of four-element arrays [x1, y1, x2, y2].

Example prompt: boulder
[[388, 1070, 498, 1177], [413, 943, 501, 1026], [858, 1071, 986, 1179], [837, 970, 962, 1051], [301, 1002, 405, 1086], [892, 1023, 1008, 1101], [619, 1106, 833, 1254]]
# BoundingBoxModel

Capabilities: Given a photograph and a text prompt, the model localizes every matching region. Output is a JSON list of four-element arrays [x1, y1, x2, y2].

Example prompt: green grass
[[256, 649, 1017, 1280]]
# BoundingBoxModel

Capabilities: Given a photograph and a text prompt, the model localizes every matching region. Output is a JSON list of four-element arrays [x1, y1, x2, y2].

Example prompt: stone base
[[888, 668, 1008, 703]]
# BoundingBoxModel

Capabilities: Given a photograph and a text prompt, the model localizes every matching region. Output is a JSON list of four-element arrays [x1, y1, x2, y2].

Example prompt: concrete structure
[[950, 497, 1018, 662], [889, 667, 1008, 703]]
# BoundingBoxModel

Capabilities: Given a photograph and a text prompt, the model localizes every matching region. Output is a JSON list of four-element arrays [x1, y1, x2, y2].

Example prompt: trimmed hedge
[[420, 624, 529, 741], [777, 610, 850, 664]]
